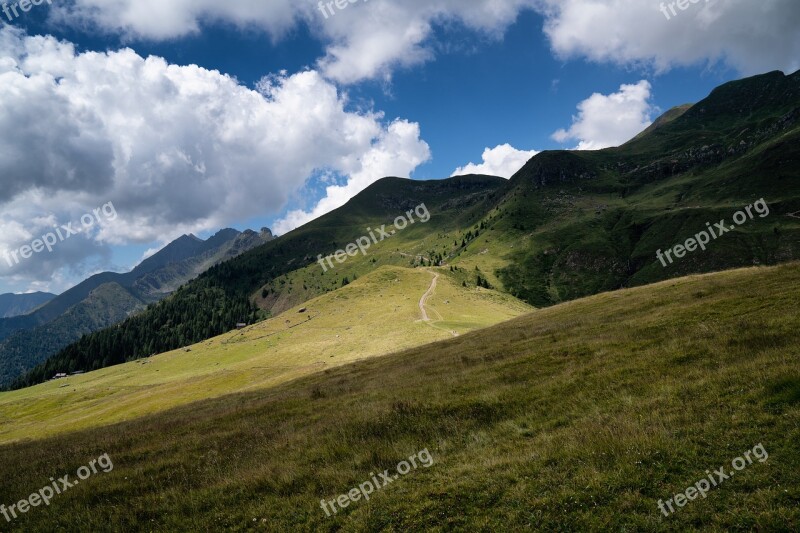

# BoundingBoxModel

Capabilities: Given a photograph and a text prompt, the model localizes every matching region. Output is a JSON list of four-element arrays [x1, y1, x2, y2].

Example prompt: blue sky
[[1, 0, 798, 294]]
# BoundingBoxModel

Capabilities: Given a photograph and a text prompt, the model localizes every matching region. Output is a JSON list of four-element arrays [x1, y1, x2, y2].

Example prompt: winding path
[[419, 272, 438, 322]]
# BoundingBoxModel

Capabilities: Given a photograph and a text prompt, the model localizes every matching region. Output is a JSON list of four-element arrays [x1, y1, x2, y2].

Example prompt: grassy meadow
[[0, 266, 531, 444], [0, 262, 798, 531]]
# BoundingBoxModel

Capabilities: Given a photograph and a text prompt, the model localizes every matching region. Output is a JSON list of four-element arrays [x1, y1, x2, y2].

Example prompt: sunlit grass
[[0, 263, 798, 531], [0, 266, 531, 444]]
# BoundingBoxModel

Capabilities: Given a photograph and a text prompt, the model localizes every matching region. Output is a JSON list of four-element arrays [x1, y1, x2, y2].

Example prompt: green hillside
[[11, 175, 506, 388], [480, 70, 800, 306], [0, 284, 145, 387], [0, 262, 797, 530], [0, 266, 531, 444], [13, 70, 800, 388]]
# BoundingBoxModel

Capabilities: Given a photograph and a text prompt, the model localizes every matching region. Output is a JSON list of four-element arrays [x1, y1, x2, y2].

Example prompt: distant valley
[[0, 228, 273, 387]]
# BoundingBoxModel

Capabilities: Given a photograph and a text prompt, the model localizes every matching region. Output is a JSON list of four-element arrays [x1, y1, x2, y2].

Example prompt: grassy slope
[[482, 123, 800, 306], [0, 266, 531, 444], [0, 263, 798, 531], [475, 71, 800, 305], [13, 176, 505, 389], [253, 176, 506, 316], [254, 217, 493, 317]]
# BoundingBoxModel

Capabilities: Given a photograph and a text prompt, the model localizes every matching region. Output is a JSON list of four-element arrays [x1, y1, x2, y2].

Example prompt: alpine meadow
[[0, 1, 798, 532]]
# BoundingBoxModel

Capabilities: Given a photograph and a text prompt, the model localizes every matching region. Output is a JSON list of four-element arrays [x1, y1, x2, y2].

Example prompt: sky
[[0, 0, 798, 295]]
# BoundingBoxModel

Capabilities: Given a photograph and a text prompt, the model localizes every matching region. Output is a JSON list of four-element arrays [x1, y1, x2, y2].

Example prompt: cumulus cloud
[[52, 0, 537, 84], [50, 0, 303, 41], [552, 80, 655, 150], [452, 144, 538, 179], [49, 0, 800, 85], [0, 27, 429, 286], [538, 0, 800, 75], [312, 0, 537, 84], [273, 119, 430, 234]]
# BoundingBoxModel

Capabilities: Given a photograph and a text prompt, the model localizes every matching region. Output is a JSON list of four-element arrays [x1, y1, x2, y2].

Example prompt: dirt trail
[[419, 272, 438, 321], [418, 271, 458, 337]]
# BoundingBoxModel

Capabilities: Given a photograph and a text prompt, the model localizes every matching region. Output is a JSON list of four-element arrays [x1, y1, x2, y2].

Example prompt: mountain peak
[[681, 69, 800, 124], [179, 234, 202, 243], [202, 228, 241, 249]]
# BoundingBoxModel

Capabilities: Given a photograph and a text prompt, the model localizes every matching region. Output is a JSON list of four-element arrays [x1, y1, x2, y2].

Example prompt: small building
[[236, 323, 248, 329], [53, 373, 68, 380]]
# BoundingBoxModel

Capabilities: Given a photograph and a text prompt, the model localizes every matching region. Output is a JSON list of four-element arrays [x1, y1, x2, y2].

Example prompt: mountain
[[492, 69, 800, 305], [13, 69, 800, 389], [12, 175, 507, 387], [630, 103, 692, 141], [0, 228, 274, 387], [131, 228, 275, 298], [0, 229, 260, 340], [0, 292, 55, 318]]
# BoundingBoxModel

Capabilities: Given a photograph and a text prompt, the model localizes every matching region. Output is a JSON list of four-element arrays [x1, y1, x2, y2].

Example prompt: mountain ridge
[[0, 292, 56, 319], [12, 68, 800, 389]]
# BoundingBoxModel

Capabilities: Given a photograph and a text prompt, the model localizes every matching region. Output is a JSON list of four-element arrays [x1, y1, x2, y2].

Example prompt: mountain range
[[1, 69, 799, 530], [0, 228, 273, 387], [0, 292, 55, 318], [8, 69, 800, 391]]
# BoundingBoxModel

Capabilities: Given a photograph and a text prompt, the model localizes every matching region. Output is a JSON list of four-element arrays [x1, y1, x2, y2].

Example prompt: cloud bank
[[0, 27, 429, 285], [50, 0, 800, 84], [538, 0, 800, 75], [53, 0, 538, 84]]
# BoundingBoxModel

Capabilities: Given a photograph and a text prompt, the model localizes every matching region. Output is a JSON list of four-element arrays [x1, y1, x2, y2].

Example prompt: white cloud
[[49, 0, 800, 85], [0, 27, 429, 286], [452, 144, 538, 179], [273, 119, 430, 234], [53, 0, 538, 84], [311, 0, 538, 84], [538, 0, 800, 75], [552, 80, 655, 150], [50, 0, 302, 41]]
